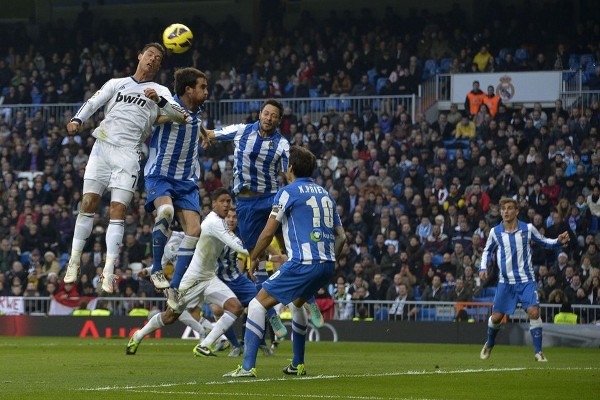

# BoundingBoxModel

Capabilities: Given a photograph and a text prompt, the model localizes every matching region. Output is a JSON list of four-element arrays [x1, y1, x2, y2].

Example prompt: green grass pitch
[[1, 337, 598, 399]]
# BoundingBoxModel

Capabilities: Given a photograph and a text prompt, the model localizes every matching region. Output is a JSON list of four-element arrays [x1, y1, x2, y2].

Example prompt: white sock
[[200, 311, 237, 347], [103, 219, 124, 275], [71, 212, 94, 264], [200, 317, 214, 331], [179, 310, 205, 336], [133, 313, 164, 342]]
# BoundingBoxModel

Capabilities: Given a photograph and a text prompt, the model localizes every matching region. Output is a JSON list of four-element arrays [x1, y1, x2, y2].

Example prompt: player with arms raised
[[143, 67, 209, 294], [63, 42, 187, 293], [224, 146, 346, 378], [479, 197, 569, 362]]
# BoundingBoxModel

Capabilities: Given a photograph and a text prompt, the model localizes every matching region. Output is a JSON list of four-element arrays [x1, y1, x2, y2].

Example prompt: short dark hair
[[289, 145, 316, 178], [260, 99, 283, 119], [141, 42, 165, 57], [211, 188, 231, 201], [174, 67, 206, 96]]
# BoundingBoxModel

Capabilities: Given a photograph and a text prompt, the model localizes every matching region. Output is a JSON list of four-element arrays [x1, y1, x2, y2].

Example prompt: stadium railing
[[0, 94, 417, 128], [6, 297, 599, 324]]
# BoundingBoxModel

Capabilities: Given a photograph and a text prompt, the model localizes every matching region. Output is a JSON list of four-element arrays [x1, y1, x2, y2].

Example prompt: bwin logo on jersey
[[115, 92, 147, 107]]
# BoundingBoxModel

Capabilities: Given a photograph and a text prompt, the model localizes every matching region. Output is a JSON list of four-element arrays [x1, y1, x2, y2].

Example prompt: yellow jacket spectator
[[129, 308, 150, 317], [72, 309, 92, 316], [91, 308, 111, 316], [553, 303, 578, 324], [473, 46, 492, 72], [454, 115, 476, 139]]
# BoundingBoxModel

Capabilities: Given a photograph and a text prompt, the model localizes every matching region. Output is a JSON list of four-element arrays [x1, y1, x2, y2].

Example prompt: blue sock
[[290, 303, 307, 366], [242, 299, 266, 371], [151, 221, 169, 274], [170, 235, 198, 289], [486, 325, 501, 347], [266, 307, 276, 319], [224, 327, 241, 348], [530, 327, 543, 353]]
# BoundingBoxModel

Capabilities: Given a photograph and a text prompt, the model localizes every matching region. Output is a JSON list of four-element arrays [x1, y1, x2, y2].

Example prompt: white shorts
[[83, 140, 140, 194], [181, 276, 237, 310]]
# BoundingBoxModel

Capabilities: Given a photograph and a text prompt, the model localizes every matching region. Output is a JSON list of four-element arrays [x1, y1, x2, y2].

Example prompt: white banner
[[48, 297, 99, 316], [0, 296, 25, 315], [451, 71, 562, 104]]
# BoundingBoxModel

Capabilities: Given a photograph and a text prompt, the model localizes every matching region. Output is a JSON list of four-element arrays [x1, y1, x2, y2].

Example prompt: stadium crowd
[[0, 2, 599, 320]]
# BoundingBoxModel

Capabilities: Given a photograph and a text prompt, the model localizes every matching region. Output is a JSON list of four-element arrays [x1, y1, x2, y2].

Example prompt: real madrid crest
[[496, 76, 515, 101]]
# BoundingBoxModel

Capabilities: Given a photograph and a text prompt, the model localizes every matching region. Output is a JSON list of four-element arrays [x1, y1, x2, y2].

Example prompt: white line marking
[[78, 367, 600, 392], [125, 390, 413, 399]]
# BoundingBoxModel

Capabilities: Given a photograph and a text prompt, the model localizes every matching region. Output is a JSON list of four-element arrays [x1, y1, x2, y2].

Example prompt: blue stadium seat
[[580, 54, 595, 68], [375, 77, 388, 94], [418, 307, 435, 321], [514, 48, 529, 62], [325, 98, 339, 110], [431, 254, 443, 267], [21, 252, 31, 266], [568, 54, 580, 70], [59, 253, 69, 269], [498, 48, 512, 61], [422, 59, 437, 80], [438, 58, 452, 73], [413, 285, 421, 301], [371, 98, 381, 111], [367, 68, 378, 86], [339, 98, 352, 110], [232, 101, 248, 114], [309, 100, 324, 112], [309, 88, 320, 98], [374, 307, 389, 321], [473, 296, 495, 303], [248, 100, 261, 112]]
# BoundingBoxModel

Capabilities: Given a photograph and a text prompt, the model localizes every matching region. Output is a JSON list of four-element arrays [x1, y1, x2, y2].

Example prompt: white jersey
[[73, 76, 175, 151], [179, 211, 249, 290]]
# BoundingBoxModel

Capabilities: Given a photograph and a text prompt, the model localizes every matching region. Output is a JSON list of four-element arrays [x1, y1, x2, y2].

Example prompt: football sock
[[71, 211, 95, 264], [103, 219, 124, 275], [151, 204, 173, 274], [242, 298, 266, 370], [199, 317, 214, 331], [133, 312, 164, 342], [290, 303, 308, 366], [486, 316, 502, 347], [530, 318, 543, 353], [170, 235, 198, 289], [200, 310, 237, 348], [179, 310, 205, 336], [224, 327, 241, 348]]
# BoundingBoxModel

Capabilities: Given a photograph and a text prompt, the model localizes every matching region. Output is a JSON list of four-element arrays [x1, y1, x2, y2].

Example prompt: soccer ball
[[162, 23, 193, 54]]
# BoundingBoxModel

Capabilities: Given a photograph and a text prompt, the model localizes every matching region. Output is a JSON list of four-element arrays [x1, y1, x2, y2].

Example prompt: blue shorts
[[235, 193, 275, 249], [223, 274, 257, 307], [493, 281, 539, 315], [262, 260, 335, 306], [145, 175, 200, 213]]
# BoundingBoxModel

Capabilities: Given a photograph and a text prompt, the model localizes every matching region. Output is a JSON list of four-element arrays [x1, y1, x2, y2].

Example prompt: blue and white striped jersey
[[144, 95, 202, 181], [479, 220, 560, 284], [214, 122, 289, 195], [273, 177, 342, 264], [216, 244, 242, 282]]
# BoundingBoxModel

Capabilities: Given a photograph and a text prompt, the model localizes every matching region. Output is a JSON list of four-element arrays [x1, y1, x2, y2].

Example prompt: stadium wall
[[1, 316, 598, 348]]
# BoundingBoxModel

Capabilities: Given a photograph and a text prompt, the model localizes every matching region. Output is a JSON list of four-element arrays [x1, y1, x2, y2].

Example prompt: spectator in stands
[[421, 274, 444, 302], [388, 282, 416, 320], [464, 80, 485, 118]]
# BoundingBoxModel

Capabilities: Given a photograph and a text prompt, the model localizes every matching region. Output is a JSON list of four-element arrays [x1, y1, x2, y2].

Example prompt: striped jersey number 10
[[305, 195, 334, 228]]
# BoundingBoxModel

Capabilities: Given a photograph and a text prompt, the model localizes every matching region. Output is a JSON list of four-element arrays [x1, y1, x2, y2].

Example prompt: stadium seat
[[435, 306, 455, 321], [21, 252, 31, 266], [422, 59, 437, 79], [473, 296, 495, 303], [309, 88, 320, 98], [59, 253, 69, 269], [339, 98, 351, 110], [514, 48, 529, 62], [374, 307, 389, 321], [367, 68, 378, 86], [232, 101, 248, 114], [309, 100, 324, 112], [325, 98, 339, 110], [568, 54, 580, 70], [437, 58, 452, 73], [413, 285, 421, 301], [580, 54, 595, 68], [431, 254, 443, 267], [375, 77, 388, 94], [498, 48, 512, 61], [418, 307, 435, 321]]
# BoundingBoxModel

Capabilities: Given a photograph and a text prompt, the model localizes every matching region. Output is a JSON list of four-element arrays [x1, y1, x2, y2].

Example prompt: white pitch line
[[125, 389, 420, 400], [78, 367, 600, 392]]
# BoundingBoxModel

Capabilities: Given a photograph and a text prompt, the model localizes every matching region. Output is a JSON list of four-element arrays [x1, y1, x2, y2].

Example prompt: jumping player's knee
[[529, 317, 542, 329], [488, 315, 503, 328], [162, 310, 178, 325], [224, 298, 243, 317], [156, 204, 175, 225], [110, 188, 133, 209]]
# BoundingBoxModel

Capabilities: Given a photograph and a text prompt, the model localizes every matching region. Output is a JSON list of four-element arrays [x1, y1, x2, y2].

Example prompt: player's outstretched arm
[[144, 88, 187, 124]]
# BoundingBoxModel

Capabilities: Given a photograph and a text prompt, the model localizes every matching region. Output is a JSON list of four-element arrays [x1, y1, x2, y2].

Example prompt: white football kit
[[73, 76, 181, 194], [178, 211, 249, 309]]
